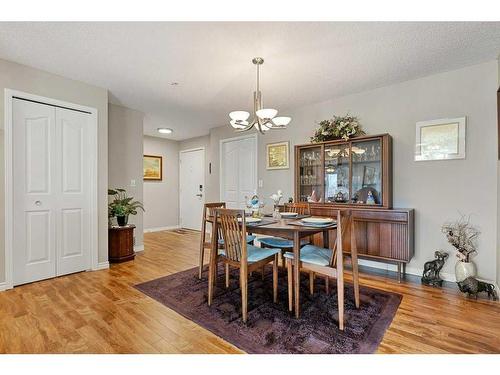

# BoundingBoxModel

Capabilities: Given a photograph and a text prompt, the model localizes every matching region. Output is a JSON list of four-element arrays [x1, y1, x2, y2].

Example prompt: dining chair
[[208, 208, 280, 323], [284, 209, 360, 330], [259, 202, 311, 265], [199, 202, 256, 279]]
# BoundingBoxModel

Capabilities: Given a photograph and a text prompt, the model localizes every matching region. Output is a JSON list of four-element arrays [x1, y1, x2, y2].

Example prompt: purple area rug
[[135, 266, 401, 354]]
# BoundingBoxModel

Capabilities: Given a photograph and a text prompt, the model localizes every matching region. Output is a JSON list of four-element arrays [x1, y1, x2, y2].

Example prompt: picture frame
[[143, 155, 163, 181], [266, 141, 290, 170], [362, 166, 376, 187], [415, 117, 466, 161]]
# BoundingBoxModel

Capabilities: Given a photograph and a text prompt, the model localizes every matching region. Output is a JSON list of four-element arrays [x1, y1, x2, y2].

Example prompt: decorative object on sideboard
[[270, 190, 283, 219], [266, 141, 290, 170], [108, 188, 145, 227], [415, 117, 466, 161], [441, 215, 479, 282], [457, 277, 498, 301], [421, 251, 449, 287], [245, 193, 265, 218], [310, 114, 365, 143], [228, 57, 291, 134], [288, 197, 294, 203], [143, 154, 163, 180]]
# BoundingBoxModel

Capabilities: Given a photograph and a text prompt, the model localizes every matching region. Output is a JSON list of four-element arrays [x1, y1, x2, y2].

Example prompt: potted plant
[[108, 188, 144, 227], [441, 215, 480, 282], [311, 114, 365, 143]]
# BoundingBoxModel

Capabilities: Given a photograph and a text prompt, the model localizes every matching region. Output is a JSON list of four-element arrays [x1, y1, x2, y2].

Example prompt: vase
[[455, 261, 476, 282], [116, 215, 129, 227], [272, 205, 281, 219]]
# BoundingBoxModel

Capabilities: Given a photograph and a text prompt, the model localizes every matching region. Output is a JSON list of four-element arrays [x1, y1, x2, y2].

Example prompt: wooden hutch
[[295, 133, 414, 281]]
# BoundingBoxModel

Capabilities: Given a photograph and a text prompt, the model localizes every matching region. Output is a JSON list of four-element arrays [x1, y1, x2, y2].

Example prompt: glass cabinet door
[[351, 138, 382, 205], [324, 143, 350, 203], [298, 146, 323, 202]]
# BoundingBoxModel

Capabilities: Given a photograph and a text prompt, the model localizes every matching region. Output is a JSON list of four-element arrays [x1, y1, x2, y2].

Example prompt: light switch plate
[[258, 179, 263, 188], [130, 179, 136, 187]]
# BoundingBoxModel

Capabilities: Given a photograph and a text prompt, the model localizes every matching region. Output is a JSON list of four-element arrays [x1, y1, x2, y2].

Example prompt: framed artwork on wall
[[143, 155, 163, 180], [415, 117, 466, 161], [266, 141, 289, 170]]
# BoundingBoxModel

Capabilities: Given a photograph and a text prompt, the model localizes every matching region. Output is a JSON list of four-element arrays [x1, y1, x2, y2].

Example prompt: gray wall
[[204, 61, 499, 282], [108, 104, 144, 248], [143, 135, 179, 230], [0, 58, 109, 284]]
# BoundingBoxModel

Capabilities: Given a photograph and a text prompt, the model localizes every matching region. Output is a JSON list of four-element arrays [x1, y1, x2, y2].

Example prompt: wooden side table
[[108, 224, 136, 263]]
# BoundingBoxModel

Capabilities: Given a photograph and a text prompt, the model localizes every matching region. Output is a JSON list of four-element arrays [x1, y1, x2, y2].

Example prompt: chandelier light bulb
[[256, 108, 278, 120], [272, 116, 291, 127], [229, 111, 250, 121]]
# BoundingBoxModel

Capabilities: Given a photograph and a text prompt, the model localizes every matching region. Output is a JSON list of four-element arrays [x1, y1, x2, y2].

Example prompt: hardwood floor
[[1, 229, 499, 353]]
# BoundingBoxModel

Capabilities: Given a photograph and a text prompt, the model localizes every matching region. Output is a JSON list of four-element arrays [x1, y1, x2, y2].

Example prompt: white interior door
[[12, 99, 92, 286], [179, 149, 205, 230], [220, 135, 257, 209]]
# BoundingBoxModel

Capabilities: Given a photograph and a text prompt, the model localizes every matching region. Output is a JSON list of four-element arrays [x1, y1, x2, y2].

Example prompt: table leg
[[293, 231, 301, 318], [207, 220, 218, 306]]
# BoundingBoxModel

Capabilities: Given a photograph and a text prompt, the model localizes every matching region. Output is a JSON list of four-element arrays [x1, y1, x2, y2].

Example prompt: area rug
[[135, 266, 402, 354]]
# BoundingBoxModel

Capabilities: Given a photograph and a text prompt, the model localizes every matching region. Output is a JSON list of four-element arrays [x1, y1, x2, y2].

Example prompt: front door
[[179, 148, 205, 230]]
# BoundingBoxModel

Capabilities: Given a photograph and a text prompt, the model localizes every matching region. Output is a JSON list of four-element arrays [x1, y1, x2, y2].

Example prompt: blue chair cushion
[[259, 236, 308, 249], [219, 245, 280, 263], [218, 235, 256, 246], [283, 244, 332, 267]]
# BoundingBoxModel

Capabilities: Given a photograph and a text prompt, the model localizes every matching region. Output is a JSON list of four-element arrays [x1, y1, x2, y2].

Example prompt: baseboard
[[93, 261, 110, 271], [134, 245, 144, 252], [0, 282, 7, 292], [144, 225, 180, 233]]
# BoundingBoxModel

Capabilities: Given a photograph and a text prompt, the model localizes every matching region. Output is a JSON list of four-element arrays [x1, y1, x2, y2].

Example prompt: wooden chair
[[259, 202, 311, 265], [198, 202, 256, 279], [284, 209, 360, 330], [208, 208, 280, 323]]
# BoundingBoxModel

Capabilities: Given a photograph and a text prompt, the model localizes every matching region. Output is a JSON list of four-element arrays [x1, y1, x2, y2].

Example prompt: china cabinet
[[294, 134, 414, 281]]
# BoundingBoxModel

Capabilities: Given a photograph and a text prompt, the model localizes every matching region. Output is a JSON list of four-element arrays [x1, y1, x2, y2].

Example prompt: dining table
[[207, 215, 343, 319]]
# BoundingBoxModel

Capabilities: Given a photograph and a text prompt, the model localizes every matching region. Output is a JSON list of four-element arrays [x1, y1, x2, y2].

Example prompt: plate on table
[[280, 212, 298, 218], [238, 217, 262, 223], [301, 217, 334, 225]]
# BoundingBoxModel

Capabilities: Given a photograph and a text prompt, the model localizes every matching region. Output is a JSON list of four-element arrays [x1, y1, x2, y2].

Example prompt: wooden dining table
[[207, 216, 342, 319]]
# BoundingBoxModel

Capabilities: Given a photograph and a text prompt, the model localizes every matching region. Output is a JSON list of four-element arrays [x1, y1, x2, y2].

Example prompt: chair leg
[[241, 269, 248, 323], [309, 271, 315, 295], [198, 235, 205, 280], [281, 251, 286, 269], [325, 276, 329, 294], [287, 258, 293, 312], [273, 254, 278, 303], [225, 263, 230, 288]]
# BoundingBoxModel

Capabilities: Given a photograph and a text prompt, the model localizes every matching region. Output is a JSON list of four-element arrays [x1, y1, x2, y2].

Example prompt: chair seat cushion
[[258, 237, 308, 249], [218, 235, 256, 246], [219, 245, 280, 263], [283, 244, 332, 267]]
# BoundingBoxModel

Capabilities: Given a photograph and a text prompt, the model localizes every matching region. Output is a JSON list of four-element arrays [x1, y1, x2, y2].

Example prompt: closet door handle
[[34, 200, 42, 206]]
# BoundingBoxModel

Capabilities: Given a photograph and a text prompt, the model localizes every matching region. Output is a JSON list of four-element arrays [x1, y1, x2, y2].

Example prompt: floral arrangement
[[311, 114, 365, 143], [441, 215, 480, 263], [270, 190, 283, 206]]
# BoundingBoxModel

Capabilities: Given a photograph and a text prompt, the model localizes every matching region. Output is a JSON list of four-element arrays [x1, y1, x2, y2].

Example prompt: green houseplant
[[108, 188, 144, 227], [311, 114, 365, 143]]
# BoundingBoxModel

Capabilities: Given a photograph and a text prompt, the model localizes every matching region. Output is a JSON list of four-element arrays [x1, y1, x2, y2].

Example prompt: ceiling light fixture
[[157, 128, 173, 134], [229, 57, 291, 134]]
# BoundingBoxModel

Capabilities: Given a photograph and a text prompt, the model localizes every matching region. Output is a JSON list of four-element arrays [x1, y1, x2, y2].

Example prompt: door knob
[[196, 194, 203, 197], [35, 200, 42, 206]]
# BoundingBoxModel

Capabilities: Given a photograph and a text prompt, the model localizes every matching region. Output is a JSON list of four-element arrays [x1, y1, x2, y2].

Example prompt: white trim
[[134, 245, 144, 252], [144, 225, 180, 233], [4, 89, 99, 289], [179, 147, 206, 229], [219, 133, 258, 202], [93, 261, 109, 271], [0, 282, 7, 292]]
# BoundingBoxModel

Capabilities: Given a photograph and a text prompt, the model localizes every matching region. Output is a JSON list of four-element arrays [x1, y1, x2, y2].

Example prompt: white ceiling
[[0, 22, 499, 140]]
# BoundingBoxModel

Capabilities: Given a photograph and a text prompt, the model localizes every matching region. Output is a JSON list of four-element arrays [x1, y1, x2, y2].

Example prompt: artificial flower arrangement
[[311, 114, 365, 143]]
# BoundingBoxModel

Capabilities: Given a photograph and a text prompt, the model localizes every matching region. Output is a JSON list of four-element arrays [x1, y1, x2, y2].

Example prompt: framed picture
[[266, 141, 289, 170], [362, 166, 376, 186], [143, 155, 163, 181], [415, 117, 466, 161]]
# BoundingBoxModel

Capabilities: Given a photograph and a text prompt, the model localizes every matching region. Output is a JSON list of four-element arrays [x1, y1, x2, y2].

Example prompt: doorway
[[179, 148, 205, 230], [4, 90, 98, 288], [219, 134, 258, 208]]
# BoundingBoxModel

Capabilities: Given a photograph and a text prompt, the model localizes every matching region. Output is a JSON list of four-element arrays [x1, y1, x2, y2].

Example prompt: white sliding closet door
[[12, 99, 92, 286]]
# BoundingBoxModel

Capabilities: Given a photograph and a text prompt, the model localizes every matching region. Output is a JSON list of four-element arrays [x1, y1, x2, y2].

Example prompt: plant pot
[[116, 215, 129, 227], [455, 261, 476, 282]]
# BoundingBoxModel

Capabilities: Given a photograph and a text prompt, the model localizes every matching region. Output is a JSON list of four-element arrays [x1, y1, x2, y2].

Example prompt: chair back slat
[[329, 210, 352, 268], [215, 208, 247, 263], [202, 202, 226, 241], [283, 202, 310, 215]]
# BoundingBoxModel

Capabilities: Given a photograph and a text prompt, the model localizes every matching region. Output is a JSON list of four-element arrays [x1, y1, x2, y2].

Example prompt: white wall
[[203, 61, 499, 282], [0, 58, 109, 285], [108, 104, 144, 248], [143, 136, 179, 230]]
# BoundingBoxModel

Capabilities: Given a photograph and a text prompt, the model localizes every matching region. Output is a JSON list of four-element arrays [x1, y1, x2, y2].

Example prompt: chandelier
[[229, 57, 291, 133]]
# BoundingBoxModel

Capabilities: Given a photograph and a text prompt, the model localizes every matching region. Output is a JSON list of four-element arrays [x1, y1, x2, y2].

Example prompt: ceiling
[[0, 22, 499, 140]]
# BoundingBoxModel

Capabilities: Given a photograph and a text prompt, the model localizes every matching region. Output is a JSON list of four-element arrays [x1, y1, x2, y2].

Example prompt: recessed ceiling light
[[157, 128, 173, 134]]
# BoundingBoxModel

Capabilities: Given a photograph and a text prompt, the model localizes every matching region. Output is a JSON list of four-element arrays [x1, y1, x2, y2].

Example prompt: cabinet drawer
[[353, 210, 407, 222]]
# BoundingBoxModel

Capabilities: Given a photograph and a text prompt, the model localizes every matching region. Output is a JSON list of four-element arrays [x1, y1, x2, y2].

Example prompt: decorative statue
[[421, 251, 449, 287], [457, 277, 498, 300]]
